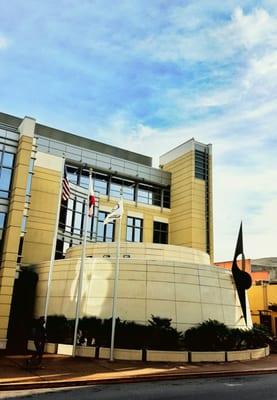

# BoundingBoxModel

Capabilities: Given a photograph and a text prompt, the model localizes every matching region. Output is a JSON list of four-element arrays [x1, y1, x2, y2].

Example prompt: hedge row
[[32, 316, 272, 351]]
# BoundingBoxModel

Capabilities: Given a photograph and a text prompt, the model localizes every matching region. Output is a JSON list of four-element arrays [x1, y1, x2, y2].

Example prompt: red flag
[[88, 175, 95, 217]]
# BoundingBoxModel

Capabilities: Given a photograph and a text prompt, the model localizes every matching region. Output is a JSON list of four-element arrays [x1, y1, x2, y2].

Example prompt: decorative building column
[[0, 117, 35, 349]]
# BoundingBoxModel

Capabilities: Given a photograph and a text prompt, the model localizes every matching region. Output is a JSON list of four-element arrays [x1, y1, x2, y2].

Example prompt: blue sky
[[0, 0, 276, 261]]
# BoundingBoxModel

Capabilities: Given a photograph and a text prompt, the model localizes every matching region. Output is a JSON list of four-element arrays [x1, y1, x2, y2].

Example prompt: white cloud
[[227, 7, 277, 49], [135, 7, 277, 64]]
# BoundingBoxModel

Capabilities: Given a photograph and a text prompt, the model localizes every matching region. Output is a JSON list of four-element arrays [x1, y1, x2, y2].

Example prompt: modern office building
[[2, 110, 251, 352]]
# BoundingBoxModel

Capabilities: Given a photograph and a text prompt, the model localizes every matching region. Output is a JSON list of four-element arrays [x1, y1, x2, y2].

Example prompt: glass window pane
[[67, 166, 78, 184], [94, 174, 108, 195], [98, 211, 105, 222], [126, 227, 132, 242], [74, 212, 82, 234], [63, 241, 70, 254], [110, 178, 121, 198], [97, 222, 104, 239], [26, 173, 32, 196], [161, 232, 168, 244], [0, 212, 6, 228], [0, 168, 12, 191], [80, 174, 89, 189], [135, 219, 141, 228], [163, 190, 170, 208], [153, 231, 160, 243], [75, 200, 83, 213], [134, 228, 141, 242], [123, 181, 135, 201], [3, 152, 14, 167], [153, 221, 168, 244], [65, 210, 73, 231], [0, 190, 9, 198], [106, 223, 114, 240], [138, 189, 148, 204]]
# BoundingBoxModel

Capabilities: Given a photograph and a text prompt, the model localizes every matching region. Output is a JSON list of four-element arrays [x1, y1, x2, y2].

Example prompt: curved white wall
[[35, 243, 252, 331]]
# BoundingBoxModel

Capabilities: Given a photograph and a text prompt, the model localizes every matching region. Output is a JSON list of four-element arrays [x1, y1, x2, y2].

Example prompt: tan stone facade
[[0, 117, 35, 348], [22, 153, 63, 264], [160, 140, 213, 260]]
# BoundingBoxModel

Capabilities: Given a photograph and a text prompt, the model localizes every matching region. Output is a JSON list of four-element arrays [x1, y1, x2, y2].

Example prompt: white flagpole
[[72, 168, 92, 357], [44, 158, 65, 325], [110, 192, 123, 362]]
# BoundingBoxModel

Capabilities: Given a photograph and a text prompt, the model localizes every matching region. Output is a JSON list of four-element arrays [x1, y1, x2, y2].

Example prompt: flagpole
[[110, 193, 123, 362], [72, 168, 92, 357], [44, 157, 65, 326]]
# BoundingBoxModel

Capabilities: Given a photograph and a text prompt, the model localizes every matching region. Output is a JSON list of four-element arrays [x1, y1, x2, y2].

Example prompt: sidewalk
[[0, 353, 277, 391]]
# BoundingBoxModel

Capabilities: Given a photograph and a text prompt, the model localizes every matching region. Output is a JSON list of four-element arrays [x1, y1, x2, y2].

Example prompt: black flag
[[234, 222, 243, 260], [231, 222, 252, 325]]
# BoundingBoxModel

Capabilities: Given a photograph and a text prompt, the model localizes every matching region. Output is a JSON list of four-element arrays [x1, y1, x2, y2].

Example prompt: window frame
[[153, 221, 168, 244], [126, 216, 143, 242]]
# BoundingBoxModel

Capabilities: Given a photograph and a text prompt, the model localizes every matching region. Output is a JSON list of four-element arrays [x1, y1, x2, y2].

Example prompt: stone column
[[0, 117, 35, 349]]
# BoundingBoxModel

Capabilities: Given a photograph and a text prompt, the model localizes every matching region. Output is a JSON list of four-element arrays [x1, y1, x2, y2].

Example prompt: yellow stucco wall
[[248, 284, 277, 334], [163, 151, 194, 246], [248, 285, 277, 312], [162, 148, 213, 260], [22, 161, 62, 264]]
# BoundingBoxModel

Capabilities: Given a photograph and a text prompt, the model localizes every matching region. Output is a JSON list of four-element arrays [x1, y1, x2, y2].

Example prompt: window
[[195, 149, 208, 180], [126, 217, 143, 242], [110, 177, 135, 201], [66, 165, 78, 185], [0, 212, 6, 241], [64, 162, 170, 208], [163, 189, 170, 208], [94, 173, 109, 195], [153, 221, 168, 244], [0, 168, 12, 198], [96, 211, 115, 242], [3, 152, 14, 168], [0, 211, 7, 256], [0, 150, 15, 199], [110, 177, 122, 198], [137, 184, 162, 206]]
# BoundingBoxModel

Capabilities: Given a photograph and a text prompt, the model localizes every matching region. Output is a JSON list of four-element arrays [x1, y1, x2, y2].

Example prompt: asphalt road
[[1, 374, 277, 400]]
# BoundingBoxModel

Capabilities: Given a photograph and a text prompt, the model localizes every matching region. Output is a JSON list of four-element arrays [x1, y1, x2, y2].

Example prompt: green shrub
[[242, 324, 272, 349], [147, 315, 183, 350], [38, 316, 272, 351], [184, 320, 230, 351], [184, 320, 272, 351], [45, 315, 74, 344]]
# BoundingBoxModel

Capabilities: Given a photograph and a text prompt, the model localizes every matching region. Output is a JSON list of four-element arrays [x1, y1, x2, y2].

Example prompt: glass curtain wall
[[0, 126, 18, 260], [65, 163, 170, 208]]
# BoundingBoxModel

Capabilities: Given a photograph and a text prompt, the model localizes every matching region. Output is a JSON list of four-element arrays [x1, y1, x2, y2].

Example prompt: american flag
[[62, 167, 71, 201]]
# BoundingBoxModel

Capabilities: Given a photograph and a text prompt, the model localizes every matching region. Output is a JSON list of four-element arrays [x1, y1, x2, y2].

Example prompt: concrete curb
[[1, 367, 277, 391]]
